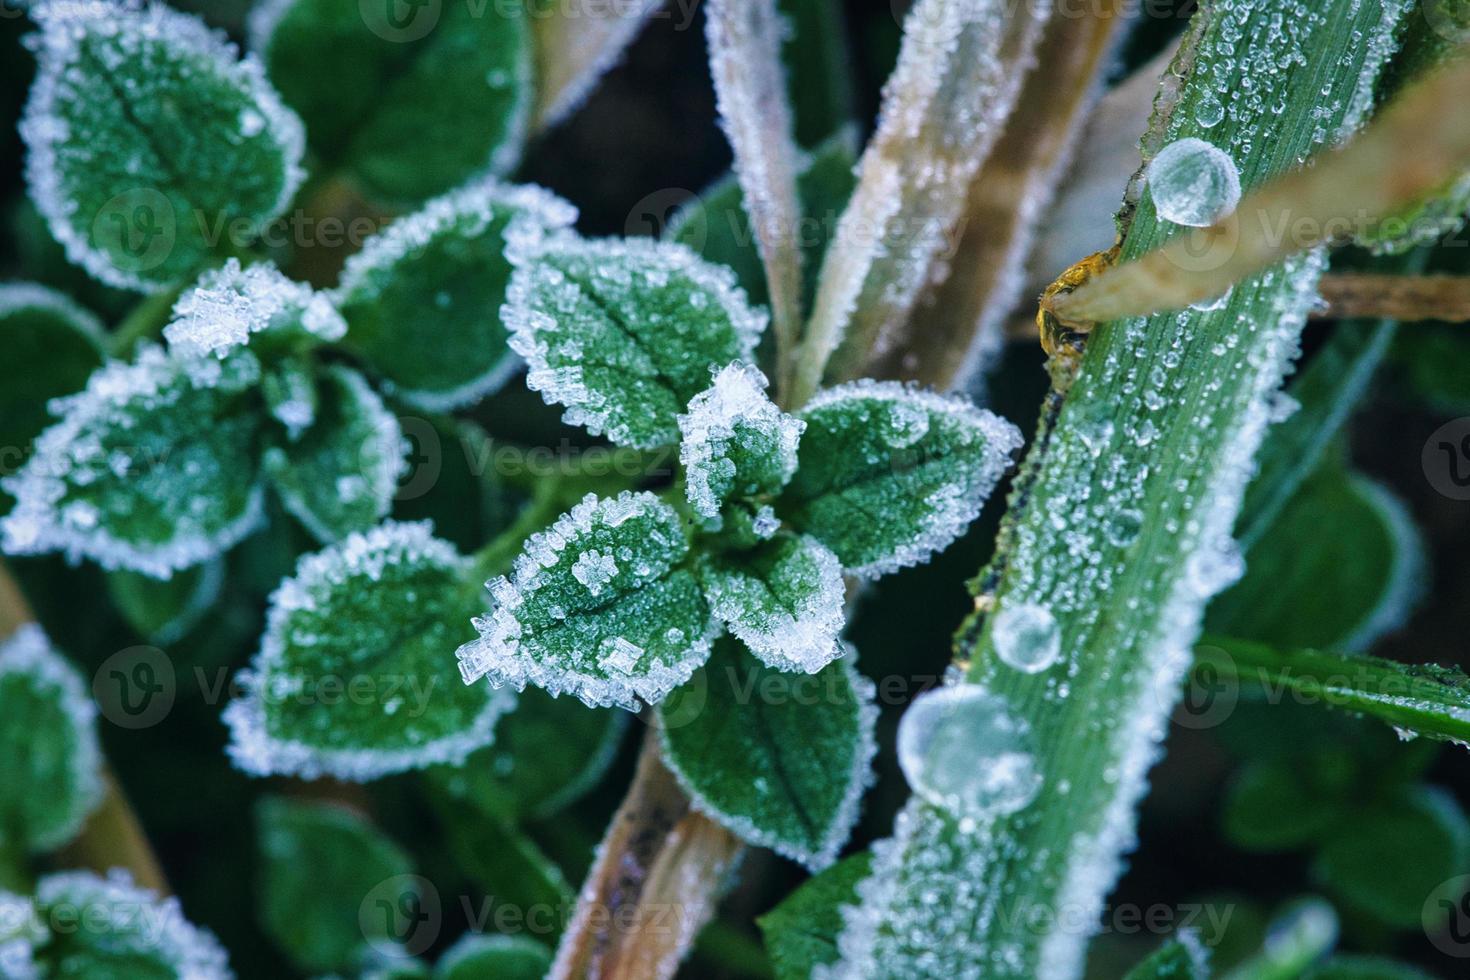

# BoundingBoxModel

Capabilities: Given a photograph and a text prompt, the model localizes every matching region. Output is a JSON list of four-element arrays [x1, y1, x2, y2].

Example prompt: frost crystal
[[165, 259, 345, 359], [678, 363, 804, 524], [897, 685, 1042, 819], [1146, 137, 1242, 227], [990, 601, 1061, 674], [457, 491, 716, 710]]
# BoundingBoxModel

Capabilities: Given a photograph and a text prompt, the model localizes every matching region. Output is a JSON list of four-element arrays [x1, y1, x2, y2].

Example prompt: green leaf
[[1220, 898, 1339, 980], [779, 381, 1021, 578], [20, 870, 232, 979], [0, 625, 102, 854], [758, 852, 872, 980], [21, 1, 305, 291], [658, 639, 876, 869], [679, 362, 803, 526], [1222, 760, 1344, 854], [434, 934, 552, 980], [225, 521, 513, 780], [458, 491, 716, 710], [1, 345, 266, 578], [1123, 931, 1210, 980], [1314, 786, 1470, 928], [698, 533, 845, 673], [505, 236, 767, 448], [251, 0, 531, 203], [778, 0, 855, 148], [1208, 466, 1423, 651], [256, 796, 414, 973], [164, 258, 347, 360], [1302, 956, 1436, 980], [261, 352, 319, 439], [106, 558, 224, 644], [431, 796, 573, 919], [427, 686, 629, 822], [1392, 324, 1470, 414], [263, 365, 406, 543], [337, 179, 577, 411], [0, 284, 105, 484]]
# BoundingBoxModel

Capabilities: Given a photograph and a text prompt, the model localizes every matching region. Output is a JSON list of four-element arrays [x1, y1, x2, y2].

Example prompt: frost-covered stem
[[549, 728, 742, 980], [1051, 49, 1470, 324], [704, 0, 806, 403], [0, 559, 169, 894], [1314, 272, 1470, 322], [108, 285, 184, 358], [531, 0, 661, 131], [469, 480, 573, 582]]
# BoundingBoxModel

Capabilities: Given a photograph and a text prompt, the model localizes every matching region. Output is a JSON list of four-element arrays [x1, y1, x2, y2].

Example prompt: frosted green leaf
[[21, 0, 305, 291], [224, 521, 513, 781], [679, 362, 804, 526], [1122, 931, 1210, 980], [780, 381, 1022, 578], [26, 869, 232, 979], [698, 533, 845, 674], [434, 934, 552, 980], [336, 179, 577, 411], [263, 365, 407, 544], [0, 283, 105, 480], [106, 559, 224, 644], [1, 345, 266, 578], [250, 0, 531, 202], [505, 235, 768, 448], [457, 491, 715, 710], [0, 888, 45, 980], [261, 354, 318, 440], [0, 624, 103, 854], [256, 796, 415, 973], [164, 259, 346, 360], [759, 853, 874, 980], [658, 639, 877, 870]]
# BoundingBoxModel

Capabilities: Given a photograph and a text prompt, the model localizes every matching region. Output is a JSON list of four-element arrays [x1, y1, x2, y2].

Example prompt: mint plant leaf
[[224, 521, 513, 781], [1121, 931, 1209, 980], [699, 533, 845, 674], [0, 624, 102, 854], [758, 852, 873, 980], [1, 345, 266, 578], [336, 179, 576, 411], [165, 258, 346, 359], [679, 362, 803, 526], [434, 934, 552, 980], [779, 381, 1022, 578], [263, 365, 407, 544], [106, 559, 224, 645], [250, 0, 531, 203], [505, 236, 767, 448], [21, 0, 305, 291], [0, 283, 105, 483], [658, 639, 877, 869], [457, 491, 716, 710], [256, 796, 415, 973]]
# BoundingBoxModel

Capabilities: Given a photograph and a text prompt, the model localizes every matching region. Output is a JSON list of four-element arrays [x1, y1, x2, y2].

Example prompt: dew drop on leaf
[[1146, 137, 1242, 227], [896, 685, 1042, 819], [991, 601, 1061, 674]]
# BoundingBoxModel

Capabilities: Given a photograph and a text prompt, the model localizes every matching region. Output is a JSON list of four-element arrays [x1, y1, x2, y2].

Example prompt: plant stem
[[1313, 272, 1470, 322], [108, 285, 184, 358], [468, 479, 572, 583]]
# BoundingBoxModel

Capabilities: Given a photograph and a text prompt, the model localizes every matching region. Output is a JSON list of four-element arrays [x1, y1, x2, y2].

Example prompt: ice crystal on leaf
[[457, 491, 716, 710], [1, 344, 265, 578], [165, 259, 345, 359], [21, 0, 305, 291], [896, 685, 1042, 819], [504, 234, 767, 448], [224, 521, 512, 781], [0, 625, 103, 855]]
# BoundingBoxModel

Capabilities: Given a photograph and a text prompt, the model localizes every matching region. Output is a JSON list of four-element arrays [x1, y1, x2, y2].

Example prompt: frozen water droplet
[[991, 602, 1061, 674], [1147, 137, 1242, 227], [897, 686, 1042, 819], [1195, 93, 1225, 128]]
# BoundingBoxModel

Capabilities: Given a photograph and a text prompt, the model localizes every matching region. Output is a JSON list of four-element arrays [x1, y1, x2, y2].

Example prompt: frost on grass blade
[[251, 0, 531, 202], [224, 521, 512, 781], [0, 624, 103, 854], [1122, 931, 1210, 979], [678, 362, 803, 525], [0, 345, 265, 578], [0, 282, 105, 470], [164, 259, 345, 360], [531, 0, 660, 129], [659, 639, 877, 871], [336, 179, 576, 411], [21, 0, 305, 291], [457, 491, 715, 710], [263, 365, 407, 544], [505, 235, 768, 448], [435, 934, 553, 980], [780, 381, 1022, 578], [698, 533, 845, 674]]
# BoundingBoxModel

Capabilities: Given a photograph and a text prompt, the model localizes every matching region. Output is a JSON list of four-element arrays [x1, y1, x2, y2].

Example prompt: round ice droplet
[[1146, 137, 1241, 227], [1195, 94, 1225, 129], [991, 602, 1061, 674], [897, 686, 1043, 819]]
